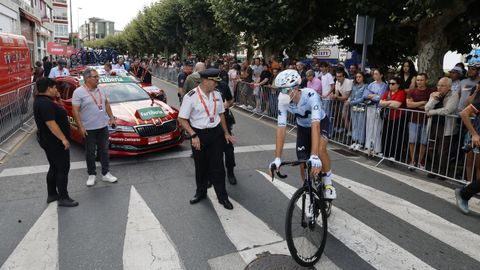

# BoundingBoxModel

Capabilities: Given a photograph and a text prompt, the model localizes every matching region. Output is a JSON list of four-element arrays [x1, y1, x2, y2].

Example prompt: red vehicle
[[0, 33, 32, 113], [55, 75, 184, 156]]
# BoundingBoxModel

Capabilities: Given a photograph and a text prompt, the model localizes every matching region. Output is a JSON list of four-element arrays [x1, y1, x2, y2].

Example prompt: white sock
[[323, 171, 333, 186]]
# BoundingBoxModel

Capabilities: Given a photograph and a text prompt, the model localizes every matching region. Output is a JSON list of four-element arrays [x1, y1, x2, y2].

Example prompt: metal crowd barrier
[[233, 81, 470, 184], [0, 83, 36, 154], [153, 66, 180, 84]]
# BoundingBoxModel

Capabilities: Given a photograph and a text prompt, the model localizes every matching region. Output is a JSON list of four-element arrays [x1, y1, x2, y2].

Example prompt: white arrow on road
[[257, 170, 434, 270], [0, 203, 58, 270], [123, 186, 184, 270]]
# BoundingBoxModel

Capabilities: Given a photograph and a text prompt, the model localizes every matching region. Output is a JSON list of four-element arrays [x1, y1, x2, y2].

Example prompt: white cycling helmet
[[275, 69, 301, 89]]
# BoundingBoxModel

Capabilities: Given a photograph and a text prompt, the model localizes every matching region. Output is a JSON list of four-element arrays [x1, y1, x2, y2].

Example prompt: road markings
[[0, 203, 58, 270], [0, 143, 295, 178], [207, 188, 283, 252], [257, 170, 434, 270], [353, 161, 480, 214], [334, 174, 480, 262], [207, 188, 340, 269], [123, 186, 183, 270]]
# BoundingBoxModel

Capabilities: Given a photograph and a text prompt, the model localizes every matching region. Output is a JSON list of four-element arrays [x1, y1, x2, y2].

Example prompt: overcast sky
[[69, 0, 157, 31]]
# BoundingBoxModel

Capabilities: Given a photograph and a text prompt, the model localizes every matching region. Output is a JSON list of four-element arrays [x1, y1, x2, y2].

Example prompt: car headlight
[[115, 125, 135, 132]]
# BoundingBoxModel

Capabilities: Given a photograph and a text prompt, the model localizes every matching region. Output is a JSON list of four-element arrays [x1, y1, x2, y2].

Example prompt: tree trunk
[[415, 0, 474, 84], [417, 25, 448, 83]]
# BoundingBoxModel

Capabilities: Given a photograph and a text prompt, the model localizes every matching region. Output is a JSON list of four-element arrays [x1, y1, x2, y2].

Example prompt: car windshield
[[99, 83, 151, 103]]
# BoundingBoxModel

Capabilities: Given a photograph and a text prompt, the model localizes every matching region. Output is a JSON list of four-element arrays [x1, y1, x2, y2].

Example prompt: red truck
[[0, 33, 32, 115]]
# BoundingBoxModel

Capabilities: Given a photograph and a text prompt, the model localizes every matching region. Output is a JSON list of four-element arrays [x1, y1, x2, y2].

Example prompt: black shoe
[[219, 199, 234, 210], [227, 174, 237, 185], [46, 195, 58, 204], [58, 197, 79, 207], [189, 194, 206, 204]]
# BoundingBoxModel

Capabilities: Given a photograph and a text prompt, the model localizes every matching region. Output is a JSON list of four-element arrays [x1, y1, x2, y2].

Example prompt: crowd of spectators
[[150, 54, 480, 182]]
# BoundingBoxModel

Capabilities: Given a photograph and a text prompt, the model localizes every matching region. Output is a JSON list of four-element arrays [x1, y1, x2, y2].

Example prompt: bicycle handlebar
[[270, 160, 310, 181]]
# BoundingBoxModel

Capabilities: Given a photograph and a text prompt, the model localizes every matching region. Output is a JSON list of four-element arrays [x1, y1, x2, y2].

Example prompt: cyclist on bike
[[269, 69, 336, 199]]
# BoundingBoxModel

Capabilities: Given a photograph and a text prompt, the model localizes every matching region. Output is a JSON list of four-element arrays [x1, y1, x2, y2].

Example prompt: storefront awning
[[20, 8, 40, 24]]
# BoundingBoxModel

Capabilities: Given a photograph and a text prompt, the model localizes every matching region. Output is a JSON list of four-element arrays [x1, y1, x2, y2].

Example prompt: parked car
[[55, 75, 184, 156]]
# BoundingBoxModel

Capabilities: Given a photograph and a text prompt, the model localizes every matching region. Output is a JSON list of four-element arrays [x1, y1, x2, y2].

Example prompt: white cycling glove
[[269, 157, 282, 171], [309, 155, 322, 168]]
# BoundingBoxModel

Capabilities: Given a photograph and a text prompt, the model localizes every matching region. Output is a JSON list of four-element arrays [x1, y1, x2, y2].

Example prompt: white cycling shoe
[[324, 185, 337, 200]]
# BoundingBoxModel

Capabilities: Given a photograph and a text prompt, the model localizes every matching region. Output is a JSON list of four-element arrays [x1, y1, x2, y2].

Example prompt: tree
[[208, 0, 338, 61], [331, 0, 480, 80]]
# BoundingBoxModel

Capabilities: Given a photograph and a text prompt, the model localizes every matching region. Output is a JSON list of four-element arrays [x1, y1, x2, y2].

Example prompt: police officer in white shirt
[[48, 59, 70, 78], [178, 68, 236, 210]]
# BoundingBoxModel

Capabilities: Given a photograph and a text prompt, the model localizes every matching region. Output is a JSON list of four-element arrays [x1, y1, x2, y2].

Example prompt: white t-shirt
[[48, 67, 70, 78], [320, 72, 334, 99], [335, 78, 353, 96]]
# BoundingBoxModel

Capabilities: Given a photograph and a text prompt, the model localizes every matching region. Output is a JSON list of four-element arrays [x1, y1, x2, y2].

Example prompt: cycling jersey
[[277, 88, 326, 128]]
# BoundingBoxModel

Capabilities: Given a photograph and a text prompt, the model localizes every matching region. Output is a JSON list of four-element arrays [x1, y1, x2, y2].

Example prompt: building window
[[55, 24, 68, 38], [53, 7, 67, 21]]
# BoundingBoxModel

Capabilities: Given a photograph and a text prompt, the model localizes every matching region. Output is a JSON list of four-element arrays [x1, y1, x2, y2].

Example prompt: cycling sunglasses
[[278, 87, 294, 94]]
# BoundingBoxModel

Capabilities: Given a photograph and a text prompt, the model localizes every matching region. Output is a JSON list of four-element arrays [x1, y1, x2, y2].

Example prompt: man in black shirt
[[177, 62, 193, 102], [217, 79, 237, 184], [33, 78, 78, 207], [42, 56, 52, 79]]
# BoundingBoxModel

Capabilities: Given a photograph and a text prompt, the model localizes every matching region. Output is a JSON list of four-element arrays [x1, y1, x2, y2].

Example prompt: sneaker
[[408, 161, 416, 171], [349, 143, 356, 150], [238, 104, 246, 109], [86, 175, 96, 187], [58, 197, 79, 207], [376, 152, 384, 157], [418, 162, 425, 170], [354, 144, 362, 151], [454, 188, 470, 214], [102, 172, 118, 183], [324, 185, 337, 200], [246, 105, 254, 110]]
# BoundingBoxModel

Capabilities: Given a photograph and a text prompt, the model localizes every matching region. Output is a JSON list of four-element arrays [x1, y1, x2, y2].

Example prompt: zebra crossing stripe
[[334, 174, 480, 262], [0, 203, 58, 270], [257, 170, 435, 270], [207, 188, 283, 251], [353, 161, 480, 214], [207, 188, 340, 269], [123, 186, 184, 270]]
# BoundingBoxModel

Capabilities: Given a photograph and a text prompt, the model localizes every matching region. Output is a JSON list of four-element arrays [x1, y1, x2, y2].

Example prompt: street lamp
[[77, 7, 82, 49]]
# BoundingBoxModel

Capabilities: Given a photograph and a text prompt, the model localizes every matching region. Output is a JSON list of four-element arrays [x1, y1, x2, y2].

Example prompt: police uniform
[[217, 80, 237, 184], [179, 69, 232, 209]]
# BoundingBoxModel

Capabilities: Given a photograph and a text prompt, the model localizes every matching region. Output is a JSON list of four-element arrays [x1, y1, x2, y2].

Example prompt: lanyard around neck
[[197, 88, 216, 119], [84, 85, 102, 108]]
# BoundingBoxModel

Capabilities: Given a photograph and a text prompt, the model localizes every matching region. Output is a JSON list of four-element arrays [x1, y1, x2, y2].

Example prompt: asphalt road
[[0, 76, 479, 270]]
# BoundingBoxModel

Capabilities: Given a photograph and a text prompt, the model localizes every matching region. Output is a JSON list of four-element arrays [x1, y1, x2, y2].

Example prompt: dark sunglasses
[[389, 82, 397, 85]]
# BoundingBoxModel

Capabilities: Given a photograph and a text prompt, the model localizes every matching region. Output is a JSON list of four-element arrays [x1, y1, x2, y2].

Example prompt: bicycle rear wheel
[[285, 186, 327, 267]]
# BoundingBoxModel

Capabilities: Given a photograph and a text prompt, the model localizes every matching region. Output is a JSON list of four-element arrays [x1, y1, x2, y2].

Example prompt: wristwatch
[[191, 133, 198, 139]]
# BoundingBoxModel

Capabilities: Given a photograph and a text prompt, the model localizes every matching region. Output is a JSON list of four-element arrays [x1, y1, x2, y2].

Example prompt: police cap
[[199, 68, 222, 81]]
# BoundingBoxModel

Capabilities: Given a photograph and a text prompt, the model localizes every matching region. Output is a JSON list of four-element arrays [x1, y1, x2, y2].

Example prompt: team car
[[55, 75, 184, 156]]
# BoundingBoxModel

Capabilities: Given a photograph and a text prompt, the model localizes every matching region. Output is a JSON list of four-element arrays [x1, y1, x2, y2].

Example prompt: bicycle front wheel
[[285, 186, 327, 267]]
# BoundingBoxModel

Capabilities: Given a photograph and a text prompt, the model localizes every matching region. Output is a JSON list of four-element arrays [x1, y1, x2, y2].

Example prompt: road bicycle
[[271, 160, 331, 267]]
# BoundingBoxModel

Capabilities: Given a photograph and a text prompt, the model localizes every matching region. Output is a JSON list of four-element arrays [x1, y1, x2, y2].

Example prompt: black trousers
[[42, 143, 70, 199], [85, 126, 109, 175], [224, 126, 235, 174], [461, 180, 480, 201], [192, 125, 228, 201]]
